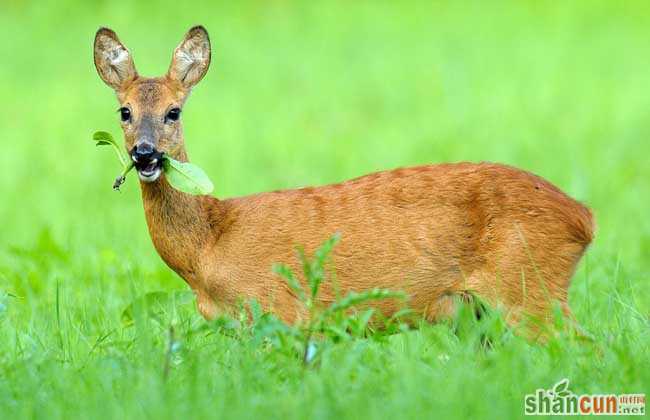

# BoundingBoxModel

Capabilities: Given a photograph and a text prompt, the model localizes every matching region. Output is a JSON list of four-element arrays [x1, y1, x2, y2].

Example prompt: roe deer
[[94, 26, 594, 336]]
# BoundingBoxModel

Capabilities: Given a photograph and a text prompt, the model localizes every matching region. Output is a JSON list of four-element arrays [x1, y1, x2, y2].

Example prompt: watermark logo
[[524, 379, 645, 416]]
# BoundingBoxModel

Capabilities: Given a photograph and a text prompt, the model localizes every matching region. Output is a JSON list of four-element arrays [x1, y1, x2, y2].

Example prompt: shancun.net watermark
[[524, 379, 645, 416]]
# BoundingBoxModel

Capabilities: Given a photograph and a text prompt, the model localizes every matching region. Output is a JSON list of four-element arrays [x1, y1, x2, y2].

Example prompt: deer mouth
[[130, 143, 164, 183], [132, 153, 164, 183], [137, 159, 162, 182]]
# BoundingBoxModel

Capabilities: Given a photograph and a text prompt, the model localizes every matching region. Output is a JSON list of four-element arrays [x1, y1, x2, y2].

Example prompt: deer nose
[[131, 141, 156, 163]]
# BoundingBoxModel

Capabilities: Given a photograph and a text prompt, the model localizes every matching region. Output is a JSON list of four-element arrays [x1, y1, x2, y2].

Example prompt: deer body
[[95, 27, 593, 332]]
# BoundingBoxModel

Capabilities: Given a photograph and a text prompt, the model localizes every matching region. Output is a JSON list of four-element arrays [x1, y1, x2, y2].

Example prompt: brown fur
[[94, 27, 594, 335]]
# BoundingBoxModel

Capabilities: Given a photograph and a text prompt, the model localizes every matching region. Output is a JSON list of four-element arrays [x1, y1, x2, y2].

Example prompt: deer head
[[93, 26, 211, 182]]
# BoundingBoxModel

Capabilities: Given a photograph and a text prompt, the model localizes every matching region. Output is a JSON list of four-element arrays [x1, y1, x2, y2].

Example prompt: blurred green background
[[0, 1, 648, 418], [2, 0, 649, 258]]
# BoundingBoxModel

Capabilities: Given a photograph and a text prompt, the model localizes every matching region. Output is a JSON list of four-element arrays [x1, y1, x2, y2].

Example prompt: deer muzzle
[[131, 141, 163, 183]]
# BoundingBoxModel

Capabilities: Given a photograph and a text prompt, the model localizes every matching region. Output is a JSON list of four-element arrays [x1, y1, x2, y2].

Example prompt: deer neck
[[139, 146, 212, 280]]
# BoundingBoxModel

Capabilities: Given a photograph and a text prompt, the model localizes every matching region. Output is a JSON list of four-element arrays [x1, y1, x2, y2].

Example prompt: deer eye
[[165, 108, 181, 122], [119, 107, 131, 122]]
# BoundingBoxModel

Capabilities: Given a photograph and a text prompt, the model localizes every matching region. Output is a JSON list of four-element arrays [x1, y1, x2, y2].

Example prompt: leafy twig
[[92, 130, 214, 195]]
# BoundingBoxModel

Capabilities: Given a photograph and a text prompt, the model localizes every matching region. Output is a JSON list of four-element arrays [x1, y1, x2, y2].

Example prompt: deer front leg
[[196, 291, 217, 320]]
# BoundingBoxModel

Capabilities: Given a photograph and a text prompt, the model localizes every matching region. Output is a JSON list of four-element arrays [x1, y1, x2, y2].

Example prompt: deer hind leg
[[425, 291, 482, 323], [466, 229, 587, 339], [466, 269, 573, 340]]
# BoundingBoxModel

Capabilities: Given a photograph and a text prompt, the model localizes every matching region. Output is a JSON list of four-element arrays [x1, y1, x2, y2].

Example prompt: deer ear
[[94, 28, 138, 90], [167, 26, 211, 89]]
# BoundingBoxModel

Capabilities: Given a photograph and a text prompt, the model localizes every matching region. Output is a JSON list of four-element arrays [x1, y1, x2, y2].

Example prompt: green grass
[[1, 1, 649, 418]]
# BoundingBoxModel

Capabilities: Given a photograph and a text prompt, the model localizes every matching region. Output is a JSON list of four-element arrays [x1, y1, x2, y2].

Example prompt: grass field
[[1, 1, 649, 418]]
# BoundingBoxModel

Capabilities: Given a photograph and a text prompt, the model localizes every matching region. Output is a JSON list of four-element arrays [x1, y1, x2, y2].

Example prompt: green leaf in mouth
[[92, 130, 214, 195], [162, 156, 214, 196], [92, 131, 129, 169], [92, 131, 136, 190]]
